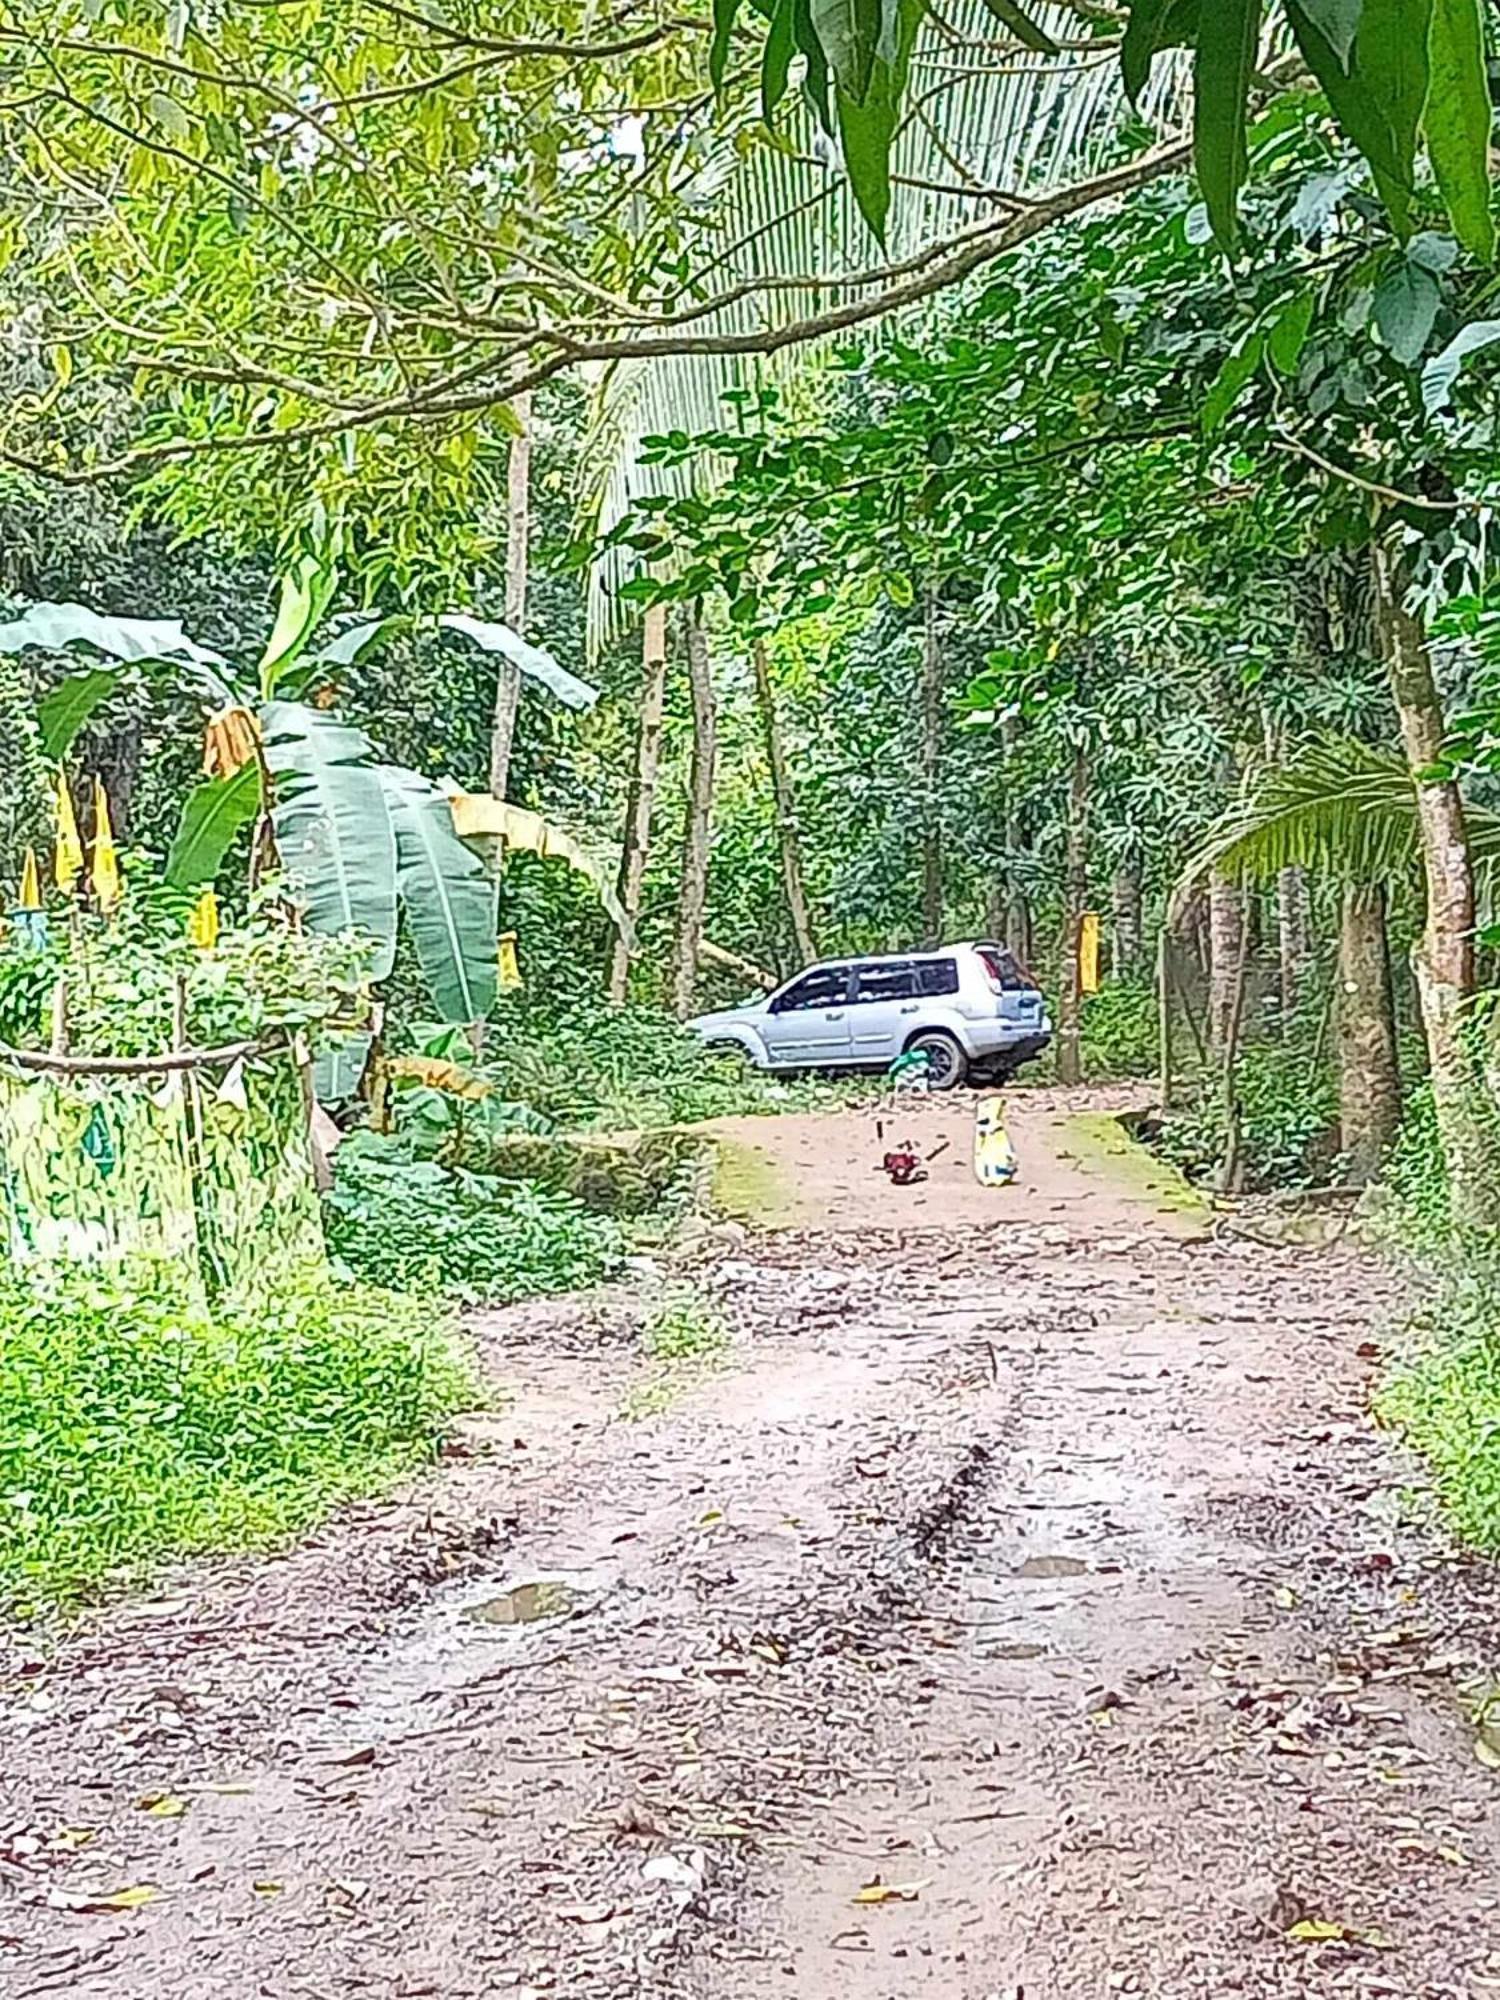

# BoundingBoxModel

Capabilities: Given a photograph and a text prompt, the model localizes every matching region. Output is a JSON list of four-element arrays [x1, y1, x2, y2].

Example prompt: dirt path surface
[[5, 1092, 1500, 1999]]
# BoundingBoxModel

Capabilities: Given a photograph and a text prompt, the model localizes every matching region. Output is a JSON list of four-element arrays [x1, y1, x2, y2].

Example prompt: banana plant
[[0, 557, 599, 1061]]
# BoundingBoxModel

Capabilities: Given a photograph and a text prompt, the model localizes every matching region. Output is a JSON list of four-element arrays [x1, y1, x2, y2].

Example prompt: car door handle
[[899, 1004, 918, 1014], [824, 1010, 845, 1020]]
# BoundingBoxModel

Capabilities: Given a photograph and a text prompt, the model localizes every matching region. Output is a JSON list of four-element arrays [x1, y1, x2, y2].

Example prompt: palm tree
[[1177, 738, 1500, 1189]]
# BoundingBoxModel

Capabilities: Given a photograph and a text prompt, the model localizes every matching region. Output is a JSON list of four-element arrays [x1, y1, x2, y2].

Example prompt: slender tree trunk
[[607, 604, 669, 1005], [751, 636, 816, 964], [1055, 740, 1089, 1086], [1112, 859, 1143, 976], [487, 389, 531, 799], [999, 714, 1031, 963], [1208, 874, 1244, 1057], [671, 617, 718, 1019], [1374, 536, 1500, 1223], [920, 583, 944, 947], [1337, 881, 1401, 1184], [1277, 866, 1309, 1025]]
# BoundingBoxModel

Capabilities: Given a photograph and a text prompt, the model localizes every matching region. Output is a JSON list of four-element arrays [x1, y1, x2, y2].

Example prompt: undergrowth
[[1152, 1039, 1339, 1192], [324, 1132, 623, 1300], [0, 1261, 474, 1617]]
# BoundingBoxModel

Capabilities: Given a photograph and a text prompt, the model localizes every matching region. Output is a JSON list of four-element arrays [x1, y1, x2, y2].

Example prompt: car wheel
[[706, 1040, 758, 1071], [906, 1030, 967, 1091]]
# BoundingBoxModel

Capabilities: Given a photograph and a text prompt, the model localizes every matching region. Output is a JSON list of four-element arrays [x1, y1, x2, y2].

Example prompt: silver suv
[[687, 942, 1051, 1090]]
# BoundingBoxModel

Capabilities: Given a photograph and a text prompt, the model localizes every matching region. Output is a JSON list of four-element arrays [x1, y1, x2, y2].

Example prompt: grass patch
[[1062, 1112, 1209, 1229], [710, 1135, 797, 1228], [623, 1287, 732, 1420], [0, 1261, 475, 1619]]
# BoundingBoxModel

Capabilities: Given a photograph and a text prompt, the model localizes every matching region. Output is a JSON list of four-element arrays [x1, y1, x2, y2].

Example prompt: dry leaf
[[50, 1827, 97, 1852], [52, 1883, 162, 1914], [251, 1881, 283, 1896], [1287, 1917, 1393, 1949], [852, 1878, 929, 1905], [138, 1794, 187, 1819], [1475, 1735, 1500, 1771], [1273, 1585, 1299, 1611], [326, 1745, 377, 1768]]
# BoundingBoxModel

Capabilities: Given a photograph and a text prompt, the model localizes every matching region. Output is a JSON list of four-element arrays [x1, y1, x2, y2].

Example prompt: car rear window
[[977, 946, 1029, 992], [915, 959, 959, 996], [854, 961, 916, 1003]]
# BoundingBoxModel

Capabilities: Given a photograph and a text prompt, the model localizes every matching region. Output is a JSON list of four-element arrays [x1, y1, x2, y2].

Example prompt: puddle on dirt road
[[1013, 1554, 1089, 1578], [461, 1579, 576, 1627]]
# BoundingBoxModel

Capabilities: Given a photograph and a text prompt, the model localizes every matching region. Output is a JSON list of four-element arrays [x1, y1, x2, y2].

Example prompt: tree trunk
[[999, 713, 1031, 963], [1112, 860, 1143, 976], [1208, 874, 1244, 1057], [1055, 740, 1089, 1086], [1277, 866, 1309, 1025], [1336, 881, 1401, 1185], [670, 617, 718, 1020], [607, 604, 669, 1005], [920, 583, 944, 948], [752, 636, 816, 964], [487, 388, 531, 799], [1374, 536, 1500, 1224]]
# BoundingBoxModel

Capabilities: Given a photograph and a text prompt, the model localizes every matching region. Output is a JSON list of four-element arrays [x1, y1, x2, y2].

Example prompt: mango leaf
[[260, 701, 398, 981], [711, 0, 742, 89], [36, 668, 119, 760], [762, 0, 797, 114], [835, 0, 922, 242], [1373, 259, 1441, 363], [1300, 0, 1364, 63], [1267, 291, 1316, 374], [812, 0, 882, 101], [1421, 318, 1500, 411], [1424, 0, 1494, 261], [1122, 0, 1202, 102], [1193, 0, 1262, 246], [377, 766, 497, 1025], [1286, 0, 1415, 231], [165, 763, 263, 891], [1202, 330, 1265, 431]]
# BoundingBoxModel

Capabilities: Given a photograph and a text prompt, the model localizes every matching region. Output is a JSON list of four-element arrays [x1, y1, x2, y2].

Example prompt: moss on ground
[[709, 1136, 798, 1229], [1060, 1113, 1210, 1233]]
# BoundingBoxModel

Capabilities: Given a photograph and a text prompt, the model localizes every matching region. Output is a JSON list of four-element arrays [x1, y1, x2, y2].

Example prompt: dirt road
[[4, 1093, 1500, 1998]]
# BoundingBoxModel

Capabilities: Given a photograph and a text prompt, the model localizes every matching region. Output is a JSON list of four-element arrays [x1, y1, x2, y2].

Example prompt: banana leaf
[[165, 763, 264, 891], [260, 700, 398, 979], [0, 604, 238, 751], [378, 765, 498, 1025], [302, 611, 597, 710]]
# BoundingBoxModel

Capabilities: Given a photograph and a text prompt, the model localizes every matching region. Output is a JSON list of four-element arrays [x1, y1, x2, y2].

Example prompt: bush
[[0, 1262, 473, 1616], [1375, 1084, 1453, 1258], [1080, 978, 1158, 1080], [323, 1132, 624, 1299], [1378, 1268, 1500, 1551], [478, 998, 812, 1130], [1151, 1040, 1338, 1191]]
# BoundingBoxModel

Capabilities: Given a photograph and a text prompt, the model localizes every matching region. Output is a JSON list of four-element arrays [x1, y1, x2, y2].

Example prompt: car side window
[[772, 966, 849, 1012], [916, 959, 959, 996], [853, 961, 916, 1004]]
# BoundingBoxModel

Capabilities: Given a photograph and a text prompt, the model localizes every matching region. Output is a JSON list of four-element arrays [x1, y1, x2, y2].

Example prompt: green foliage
[[0, 1261, 472, 1617], [323, 1132, 623, 1301], [477, 998, 819, 1130], [1154, 1040, 1340, 1191], [1378, 1265, 1500, 1550], [0, 900, 363, 1056], [1376, 1083, 1454, 1256], [1080, 978, 1159, 1080]]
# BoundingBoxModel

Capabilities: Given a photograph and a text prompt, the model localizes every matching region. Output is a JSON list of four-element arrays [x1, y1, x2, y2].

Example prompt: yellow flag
[[17, 847, 41, 912], [188, 887, 220, 950], [497, 931, 522, 990], [91, 779, 121, 915], [55, 773, 83, 892], [1079, 912, 1100, 995]]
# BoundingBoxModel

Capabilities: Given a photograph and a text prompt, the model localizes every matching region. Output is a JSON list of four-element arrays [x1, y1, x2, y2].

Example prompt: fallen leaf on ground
[[50, 1827, 97, 1852], [51, 1883, 162, 1913], [1274, 1585, 1299, 1611], [138, 1794, 187, 1818], [251, 1881, 282, 1896], [853, 1878, 929, 1905], [1287, 1917, 1394, 1949], [325, 1746, 377, 1768]]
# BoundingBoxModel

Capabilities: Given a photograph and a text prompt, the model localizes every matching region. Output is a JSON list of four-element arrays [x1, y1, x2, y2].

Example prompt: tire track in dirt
[[2, 1096, 1498, 1999]]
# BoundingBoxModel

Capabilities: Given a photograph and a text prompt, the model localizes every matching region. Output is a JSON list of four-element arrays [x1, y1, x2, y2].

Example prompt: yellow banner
[[55, 774, 83, 892], [1079, 911, 1100, 995]]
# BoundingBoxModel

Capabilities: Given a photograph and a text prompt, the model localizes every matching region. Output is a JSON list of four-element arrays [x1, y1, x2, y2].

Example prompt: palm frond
[[582, 0, 1188, 656], [1172, 740, 1423, 921]]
